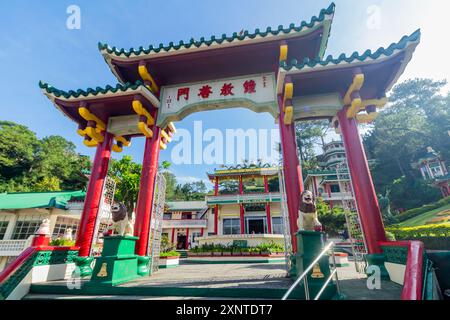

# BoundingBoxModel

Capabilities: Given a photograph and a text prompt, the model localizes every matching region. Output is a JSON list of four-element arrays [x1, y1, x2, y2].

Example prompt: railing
[[320, 192, 353, 201], [379, 240, 425, 300], [282, 242, 341, 300], [0, 237, 34, 256], [162, 219, 207, 228], [206, 192, 281, 204]]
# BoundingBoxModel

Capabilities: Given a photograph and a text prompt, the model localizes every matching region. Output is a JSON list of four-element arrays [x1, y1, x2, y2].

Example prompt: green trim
[[39, 80, 148, 100], [158, 264, 179, 268], [0, 190, 85, 210], [280, 29, 421, 72], [98, 3, 335, 58], [30, 282, 304, 299], [0, 249, 78, 300]]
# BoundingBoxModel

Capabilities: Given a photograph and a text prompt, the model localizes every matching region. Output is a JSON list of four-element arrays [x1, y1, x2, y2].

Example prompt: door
[[247, 218, 266, 234]]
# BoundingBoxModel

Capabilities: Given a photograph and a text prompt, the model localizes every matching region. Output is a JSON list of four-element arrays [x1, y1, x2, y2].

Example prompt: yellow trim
[[115, 136, 131, 147], [112, 144, 123, 153], [138, 122, 153, 138], [167, 122, 177, 133], [279, 44, 288, 62], [284, 82, 293, 101], [284, 106, 293, 125], [160, 141, 167, 150], [362, 97, 388, 108], [78, 107, 106, 131], [356, 112, 379, 124], [138, 65, 159, 93], [161, 130, 172, 143], [85, 126, 104, 143], [132, 100, 154, 125], [346, 98, 362, 118], [77, 128, 87, 137], [83, 139, 98, 147], [343, 74, 364, 106]]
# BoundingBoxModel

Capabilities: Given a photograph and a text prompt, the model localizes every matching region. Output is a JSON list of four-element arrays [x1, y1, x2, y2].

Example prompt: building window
[[268, 176, 280, 192], [12, 215, 46, 240], [330, 184, 340, 193], [163, 213, 172, 220], [52, 217, 79, 239], [0, 219, 9, 240], [223, 218, 241, 235], [191, 232, 202, 244], [272, 217, 283, 234]]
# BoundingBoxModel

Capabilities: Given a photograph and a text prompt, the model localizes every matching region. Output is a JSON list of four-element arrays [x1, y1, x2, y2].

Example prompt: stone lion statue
[[297, 190, 322, 231], [108, 202, 134, 236]]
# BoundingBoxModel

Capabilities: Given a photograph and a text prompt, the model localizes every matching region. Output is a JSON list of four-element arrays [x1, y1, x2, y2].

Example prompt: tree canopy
[[0, 121, 90, 192]]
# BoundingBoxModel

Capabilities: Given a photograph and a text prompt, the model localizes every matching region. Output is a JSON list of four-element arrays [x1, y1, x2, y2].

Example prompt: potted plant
[[159, 250, 181, 268], [231, 246, 241, 256], [222, 246, 232, 256], [188, 247, 200, 257], [241, 247, 250, 256], [250, 247, 260, 256], [212, 244, 223, 256]]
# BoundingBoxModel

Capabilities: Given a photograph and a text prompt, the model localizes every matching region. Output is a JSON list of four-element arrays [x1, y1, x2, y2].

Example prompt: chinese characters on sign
[[158, 73, 277, 127]]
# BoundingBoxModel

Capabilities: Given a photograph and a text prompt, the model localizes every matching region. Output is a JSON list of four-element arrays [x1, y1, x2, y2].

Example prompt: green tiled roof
[[98, 3, 335, 59], [0, 190, 86, 210], [280, 29, 421, 71], [39, 80, 147, 100], [166, 201, 207, 211]]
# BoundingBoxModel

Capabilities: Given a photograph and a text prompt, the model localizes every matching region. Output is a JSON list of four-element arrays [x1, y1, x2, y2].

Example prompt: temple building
[[415, 147, 450, 198], [304, 140, 354, 208], [161, 201, 208, 250], [0, 191, 84, 271], [195, 164, 285, 247]]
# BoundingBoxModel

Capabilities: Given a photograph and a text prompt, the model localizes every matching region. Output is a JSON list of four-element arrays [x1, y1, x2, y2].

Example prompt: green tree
[[0, 121, 39, 191], [315, 198, 346, 236], [109, 155, 142, 214], [364, 78, 449, 209], [295, 120, 330, 171]]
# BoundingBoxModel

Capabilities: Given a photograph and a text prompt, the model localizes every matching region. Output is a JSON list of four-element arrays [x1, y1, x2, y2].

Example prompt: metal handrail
[[282, 241, 341, 300]]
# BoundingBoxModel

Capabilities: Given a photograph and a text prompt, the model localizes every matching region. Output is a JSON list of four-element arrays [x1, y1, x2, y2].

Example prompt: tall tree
[[295, 120, 330, 171], [363, 78, 448, 209]]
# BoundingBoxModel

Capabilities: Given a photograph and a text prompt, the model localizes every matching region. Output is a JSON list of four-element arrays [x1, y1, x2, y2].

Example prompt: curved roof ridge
[[39, 80, 146, 99], [98, 3, 335, 58], [280, 29, 421, 71]]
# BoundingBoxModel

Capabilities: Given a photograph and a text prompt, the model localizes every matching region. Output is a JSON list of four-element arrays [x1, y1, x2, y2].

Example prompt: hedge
[[387, 223, 450, 239], [395, 197, 450, 222]]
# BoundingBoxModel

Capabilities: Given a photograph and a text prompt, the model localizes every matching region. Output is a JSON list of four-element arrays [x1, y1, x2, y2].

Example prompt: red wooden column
[[264, 175, 272, 233], [134, 125, 161, 256], [337, 108, 386, 254], [277, 94, 303, 252], [239, 175, 245, 234], [240, 204, 245, 234], [265, 203, 272, 234], [171, 228, 175, 243], [214, 205, 219, 235], [76, 132, 113, 257], [185, 228, 190, 249]]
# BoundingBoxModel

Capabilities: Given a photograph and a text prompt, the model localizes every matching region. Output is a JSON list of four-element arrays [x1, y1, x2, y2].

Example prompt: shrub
[[160, 250, 180, 257], [387, 223, 450, 239], [385, 231, 396, 241], [395, 197, 450, 223], [50, 238, 75, 247]]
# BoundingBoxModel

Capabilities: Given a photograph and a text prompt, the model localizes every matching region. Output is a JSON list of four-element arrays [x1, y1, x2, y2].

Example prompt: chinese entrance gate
[[40, 3, 420, 275]]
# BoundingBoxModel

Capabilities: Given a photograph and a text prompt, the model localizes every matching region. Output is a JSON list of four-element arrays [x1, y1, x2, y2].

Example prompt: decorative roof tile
[[98, 3, 335, 59], [39, 80, 147, 100], [280, 29, 421, 72]]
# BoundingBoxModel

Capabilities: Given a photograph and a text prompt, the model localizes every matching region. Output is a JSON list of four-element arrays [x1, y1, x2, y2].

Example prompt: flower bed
[[187, 241, 285, 257]]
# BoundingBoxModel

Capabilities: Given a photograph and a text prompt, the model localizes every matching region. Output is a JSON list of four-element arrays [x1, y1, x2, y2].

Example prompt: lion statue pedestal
[[87, 235, 141, 287], [293, 230, 339, 300]]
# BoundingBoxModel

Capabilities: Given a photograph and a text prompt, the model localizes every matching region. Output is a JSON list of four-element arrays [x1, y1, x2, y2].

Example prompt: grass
[[397, 204, 450, 227]]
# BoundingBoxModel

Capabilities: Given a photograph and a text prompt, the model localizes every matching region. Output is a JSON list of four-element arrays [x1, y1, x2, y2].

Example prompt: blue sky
[[0, 0, 448, 189]]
